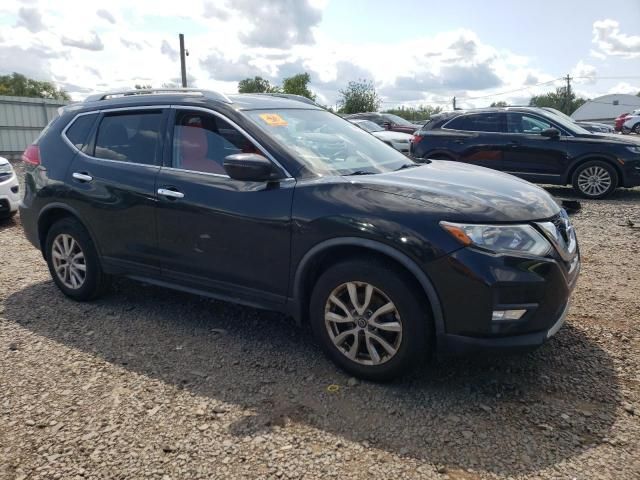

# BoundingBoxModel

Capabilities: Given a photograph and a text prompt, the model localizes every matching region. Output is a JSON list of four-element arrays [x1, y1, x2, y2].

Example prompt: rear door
[[154, 107, 294, 307], [441, 112, 506, 170], [65, 107, 167, 275], [502, 112, 569, 181]]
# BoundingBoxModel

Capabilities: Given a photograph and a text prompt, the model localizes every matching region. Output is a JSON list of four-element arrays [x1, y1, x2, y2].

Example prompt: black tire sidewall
[[310, 260, 431, 381], [572, 160, 618, 199], [45, 218, 105, 301]]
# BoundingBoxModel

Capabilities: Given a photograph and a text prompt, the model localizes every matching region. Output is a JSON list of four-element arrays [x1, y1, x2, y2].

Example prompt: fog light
[[492, 309, 527, 321]]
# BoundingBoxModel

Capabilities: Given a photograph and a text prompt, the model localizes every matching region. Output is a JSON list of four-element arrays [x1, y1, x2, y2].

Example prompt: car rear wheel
[[572, 160, 618, 199], [45, 217, 109, 300], [310, 259, 431, 381], [633, 122, 640, 134]]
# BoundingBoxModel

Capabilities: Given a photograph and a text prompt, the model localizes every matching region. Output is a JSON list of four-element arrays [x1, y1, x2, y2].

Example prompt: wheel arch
[[291, 237, 445, 335], [37, 204, 99, 260], [422, 150, 456, 161], [565, 155, 623, 185]]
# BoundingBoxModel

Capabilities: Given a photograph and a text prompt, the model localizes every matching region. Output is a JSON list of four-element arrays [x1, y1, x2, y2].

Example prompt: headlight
[[0, 163, 13, 174], [440, 221, 551, 256], [625, 145, 640, 154]]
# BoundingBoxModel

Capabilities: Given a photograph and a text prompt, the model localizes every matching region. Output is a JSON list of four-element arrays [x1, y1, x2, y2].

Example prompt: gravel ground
[[1, 168, 639, 479]]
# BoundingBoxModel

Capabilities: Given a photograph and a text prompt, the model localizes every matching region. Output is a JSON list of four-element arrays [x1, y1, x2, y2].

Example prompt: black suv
[[410, 107, 640, 199], [20, 89, 580, 380]]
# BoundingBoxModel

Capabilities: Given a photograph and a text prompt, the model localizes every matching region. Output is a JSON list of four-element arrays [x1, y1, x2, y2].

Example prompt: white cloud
[[15, 7, 44, 32], [608, 82, 640, 95], [592, 19, 640, 58], [96, 9, 116, 24], [61, 32, 104, 51]]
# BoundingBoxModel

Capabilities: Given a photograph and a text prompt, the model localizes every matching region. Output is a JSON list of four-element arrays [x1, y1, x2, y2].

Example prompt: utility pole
[[179, 33, 187, 88], [564, 74, 572, 114], [452, 96, 456, 110]]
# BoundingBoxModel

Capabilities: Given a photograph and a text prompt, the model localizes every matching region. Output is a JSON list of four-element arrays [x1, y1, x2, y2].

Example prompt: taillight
[[22, 144, 41, 166], [411, 135, 423, 143]]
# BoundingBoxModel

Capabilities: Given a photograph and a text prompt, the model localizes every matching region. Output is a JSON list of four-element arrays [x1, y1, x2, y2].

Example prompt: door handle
[[72, 172, 93, 182], [157, 188, 185, 199]]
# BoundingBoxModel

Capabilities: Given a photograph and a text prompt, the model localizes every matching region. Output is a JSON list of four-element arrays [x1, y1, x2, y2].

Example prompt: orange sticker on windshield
[[259, 113, 288, 126]]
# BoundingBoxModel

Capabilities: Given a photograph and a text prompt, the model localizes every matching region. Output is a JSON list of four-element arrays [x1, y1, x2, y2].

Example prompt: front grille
[[535, 210, 577, 263]]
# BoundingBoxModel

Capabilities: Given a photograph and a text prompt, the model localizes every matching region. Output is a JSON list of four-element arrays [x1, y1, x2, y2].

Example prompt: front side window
[[246, 109, 410, 176], [172, 110, 260, 175], [507, 113, 553, 134], [445, 113, 504, 133], [94, 111, 163, 164]]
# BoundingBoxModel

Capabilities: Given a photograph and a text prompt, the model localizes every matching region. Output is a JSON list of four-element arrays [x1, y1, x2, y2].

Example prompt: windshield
[[384, 114, 414, 126], [354, 120, 384, 132], [246, 109, 412, 176], [541, 111, 591, 135]]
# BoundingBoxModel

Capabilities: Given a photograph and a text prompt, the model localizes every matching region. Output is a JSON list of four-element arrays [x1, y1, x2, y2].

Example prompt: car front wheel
[[572, 160, 618, 199], [45, 217, 109, 300], [310, 259, 431, 381]]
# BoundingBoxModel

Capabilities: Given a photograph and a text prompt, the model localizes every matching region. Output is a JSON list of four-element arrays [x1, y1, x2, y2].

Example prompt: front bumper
[[438, 300, 571, 354], [425, 238, 580, 355], [0, 174, 20, 216]]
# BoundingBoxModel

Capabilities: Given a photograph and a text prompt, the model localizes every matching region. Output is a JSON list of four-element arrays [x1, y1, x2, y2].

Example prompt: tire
[[0, 210, 17, 220], [571, 160, 618, 199], [309, 259, 431, 381], [45, 217, 109, 301], [633, 123, 640, 134]]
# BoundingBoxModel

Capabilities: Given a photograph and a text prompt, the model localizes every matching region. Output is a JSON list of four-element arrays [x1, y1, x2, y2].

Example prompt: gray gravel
[[1, 174, 639, 479]]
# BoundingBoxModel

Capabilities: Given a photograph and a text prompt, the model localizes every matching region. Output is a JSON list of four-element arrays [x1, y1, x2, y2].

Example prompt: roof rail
[[84, 88, 232, 104], [252, 93, 322, 108]]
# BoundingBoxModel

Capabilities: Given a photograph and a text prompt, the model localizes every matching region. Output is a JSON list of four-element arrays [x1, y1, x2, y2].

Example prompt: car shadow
[[4, 279, 619, 476]]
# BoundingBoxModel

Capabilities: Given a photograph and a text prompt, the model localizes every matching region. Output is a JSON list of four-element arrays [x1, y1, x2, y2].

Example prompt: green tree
[[281, 72, 316, 101], [237, 76, 279, 94], [490, 101, 509, 107], [529, 87, 587, 115], [337, 80, 380, 114], [0, 72, 70, 100], [382, 105, 443, 122]]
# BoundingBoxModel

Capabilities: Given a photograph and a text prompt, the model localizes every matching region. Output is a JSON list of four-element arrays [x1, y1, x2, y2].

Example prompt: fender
[[291, 237, 445, 335], [37, 202, 102, 257]]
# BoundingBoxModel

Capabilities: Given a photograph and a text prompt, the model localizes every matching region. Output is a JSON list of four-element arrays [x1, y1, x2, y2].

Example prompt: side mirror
[[223, 153, 277, 182], [541, 128, 560, 138], [382, 121, 392, 130]]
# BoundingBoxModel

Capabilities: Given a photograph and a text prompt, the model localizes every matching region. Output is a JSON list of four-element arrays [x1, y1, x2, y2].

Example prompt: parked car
[[0, 156, 20, 219], [615, 112, 631, 132], [622, 109, 640, 134], [541, 107, 614, 134], [20, 89, 580, 381], [345, 112, 422, 134], [411, 107, 640, 199], [349, 119, 412, 153]]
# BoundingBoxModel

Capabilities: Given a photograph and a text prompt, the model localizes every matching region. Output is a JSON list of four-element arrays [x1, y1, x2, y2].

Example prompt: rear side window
[[94, 111, 163, 165], [445, 113, 504, 133], [65, 113, 98, 150]]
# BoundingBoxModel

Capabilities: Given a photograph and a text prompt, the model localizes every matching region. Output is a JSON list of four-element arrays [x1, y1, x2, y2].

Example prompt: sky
[[0, 0, 639, 108]]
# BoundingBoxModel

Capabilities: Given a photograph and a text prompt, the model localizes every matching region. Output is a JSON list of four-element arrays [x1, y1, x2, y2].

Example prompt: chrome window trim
[[161, 166, 296, 182], [61, 105, 171, 167], [170, 105, 292, 178]]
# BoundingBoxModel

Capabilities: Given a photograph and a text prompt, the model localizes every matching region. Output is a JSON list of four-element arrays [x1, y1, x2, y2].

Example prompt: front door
[[502, 112, 569, 182], [155, 107, 294, 306]]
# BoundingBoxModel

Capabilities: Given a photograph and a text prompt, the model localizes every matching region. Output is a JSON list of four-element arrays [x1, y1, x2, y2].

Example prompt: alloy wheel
[[577, 166, 612, 197], [324, 281, 402, 366], [51, 233, 87, 289]]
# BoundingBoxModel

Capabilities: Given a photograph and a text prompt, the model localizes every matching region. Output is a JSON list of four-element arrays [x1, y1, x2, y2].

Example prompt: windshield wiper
[[395, 162, 420, 171], [345, 170, 375, 176]]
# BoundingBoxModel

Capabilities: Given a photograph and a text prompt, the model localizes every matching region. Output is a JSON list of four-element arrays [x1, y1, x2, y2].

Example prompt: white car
[[0, 156, 20, 219], [349, 119, 413, 153], [622, 110, 640, 134]]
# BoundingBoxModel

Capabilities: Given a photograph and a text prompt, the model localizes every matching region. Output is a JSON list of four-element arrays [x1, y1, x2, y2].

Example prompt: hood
[[354, 160, 560, 222], [372, 131, 413, 142]]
